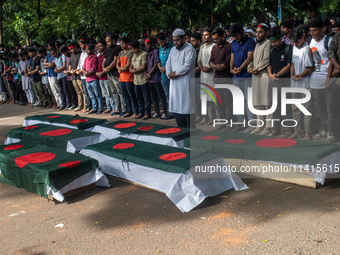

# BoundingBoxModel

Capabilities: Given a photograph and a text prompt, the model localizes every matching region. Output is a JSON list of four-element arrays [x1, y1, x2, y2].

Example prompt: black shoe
[[233, 125, 245, 132], [226, 126, 235, 132], [164, 114, 175, 120], [216, 124, 226, 130]]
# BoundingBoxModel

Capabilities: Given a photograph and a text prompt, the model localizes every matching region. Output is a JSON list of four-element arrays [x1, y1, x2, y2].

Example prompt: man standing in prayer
[[166, 29, 196, 128], [248, 23, 272, 135]]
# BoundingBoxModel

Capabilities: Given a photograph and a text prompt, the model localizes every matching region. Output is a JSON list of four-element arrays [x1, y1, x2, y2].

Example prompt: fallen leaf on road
[[277, 214, 282, 217], [282, 187, 295, 191], [262, 240, 268, 243]]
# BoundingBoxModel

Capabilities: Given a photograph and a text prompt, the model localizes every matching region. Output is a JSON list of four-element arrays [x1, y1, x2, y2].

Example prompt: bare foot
[[303, 133, 312, 141], [131, 113, 138, 119], [288, 131, 301, 139]]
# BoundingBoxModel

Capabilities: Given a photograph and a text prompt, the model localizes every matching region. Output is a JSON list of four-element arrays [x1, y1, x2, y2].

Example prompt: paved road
[[0, 104, 340, 254]]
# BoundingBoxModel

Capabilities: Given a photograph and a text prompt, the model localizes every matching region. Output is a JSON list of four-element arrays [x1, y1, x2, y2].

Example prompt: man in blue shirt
[[43, 47, 65, 109], [230, 22, 256, 132], [157, 32, 175, 119]]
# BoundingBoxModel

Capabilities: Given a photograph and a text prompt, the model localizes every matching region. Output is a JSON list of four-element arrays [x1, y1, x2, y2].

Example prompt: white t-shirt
[[309, 35, 332, 89], [291, 43, 314, 90]]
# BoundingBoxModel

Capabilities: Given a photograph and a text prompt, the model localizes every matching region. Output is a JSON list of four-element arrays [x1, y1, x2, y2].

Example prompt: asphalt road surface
[[0, 104, 340, 254]]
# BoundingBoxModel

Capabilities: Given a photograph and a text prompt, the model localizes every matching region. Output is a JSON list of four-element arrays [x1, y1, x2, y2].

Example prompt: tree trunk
[[72, 28, 75, 41], [0, 15, 2, 44]]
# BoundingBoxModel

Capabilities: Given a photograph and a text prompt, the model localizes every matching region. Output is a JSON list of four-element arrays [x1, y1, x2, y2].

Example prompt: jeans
[[99, 79, 115, 111], [233, 79, 253, 124], [134, 82, 151, 115], [120, 81, 138, 113], [82, 79, 92, 110], [87, 79, 103, 111], [149, 81, 167, 114]]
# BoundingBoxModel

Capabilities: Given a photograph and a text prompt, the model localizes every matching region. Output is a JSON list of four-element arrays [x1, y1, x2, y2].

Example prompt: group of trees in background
[[0, 0, 339, 46]]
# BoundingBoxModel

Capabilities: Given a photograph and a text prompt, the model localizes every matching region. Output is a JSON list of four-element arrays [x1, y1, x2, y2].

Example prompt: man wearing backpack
[[308, 18, 335, 142]]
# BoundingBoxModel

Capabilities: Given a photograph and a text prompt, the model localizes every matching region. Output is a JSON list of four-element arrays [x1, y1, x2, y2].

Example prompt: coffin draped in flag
[[80, 137, 247, 212], [5, 124, 107, 153], [91, 120, 202, 148], [24, 113, 108, 130], [185, 130, 340, 184], [0, 142, 109, 201]]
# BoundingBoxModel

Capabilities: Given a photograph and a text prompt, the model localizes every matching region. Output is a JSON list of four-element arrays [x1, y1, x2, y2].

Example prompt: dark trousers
[[120, 81, 138, 113], [67, 80, 77, 106], [173, 113, 196, 128], [134, 83, 151, 115], [9, 80, 18, 101], [57, 76, 70, 108], [16, 80, 27, 103], [149, 82, 167, 114]]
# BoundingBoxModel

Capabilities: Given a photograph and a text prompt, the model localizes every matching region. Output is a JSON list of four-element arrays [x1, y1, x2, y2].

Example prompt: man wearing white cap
[[245, 29, 255, 39], [270, 22, 277, 29], [166, 28, 197, 128]]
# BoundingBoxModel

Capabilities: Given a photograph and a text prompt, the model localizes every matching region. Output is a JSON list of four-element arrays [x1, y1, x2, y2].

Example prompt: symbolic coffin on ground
[[24, 113, 108, 130], [80, 137, 248, 212], [91, 120, 202, 148], [0, 142, 109, 201], [5, 124, 107, 153], [185, 131, 340, 186]]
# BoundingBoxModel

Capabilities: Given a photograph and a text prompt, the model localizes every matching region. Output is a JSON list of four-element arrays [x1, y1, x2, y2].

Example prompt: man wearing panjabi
[[166, 29, 196, 128]]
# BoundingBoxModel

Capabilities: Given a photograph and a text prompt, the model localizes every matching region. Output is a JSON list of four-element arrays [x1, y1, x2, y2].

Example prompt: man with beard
[[210, 27, 233, 130], [190, 32, 202, 123], [248, 23, 272, 135], [68, 42, 86, 111], [197, 27, 215, 125], [103, 34, 125, 116], [166, 29, 196, 128], [280, 20, 294, 46]]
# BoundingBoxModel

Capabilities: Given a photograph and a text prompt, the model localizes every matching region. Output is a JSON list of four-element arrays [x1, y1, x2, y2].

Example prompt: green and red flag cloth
[[185, 130, 340, 166], [0, 141, 108, 201], [91, 120, 202, 147], [81, 137, 247, 212], [5, 124, 107, 153], [82, 137, 218, 173], [24, 113, 108, 130]]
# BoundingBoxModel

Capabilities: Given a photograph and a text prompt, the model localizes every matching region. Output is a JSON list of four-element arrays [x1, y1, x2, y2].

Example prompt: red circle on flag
[[70, 119, 89, 124], [114, 123, 136, 129], [45, 115, 61, 119], [225, 139, 245, 144], [58, 160, 81, 168], [15, 152, 56, 168], [113, 143, 135, 149], [24, 126, 38, 130], [159, 152, 187, 161], [39, 129, 72, 136], [4, 144, 23, 150], [155, 128, 181, 134], [256, 138, 297, 148], [138, 126, 153, 131], [201, 136, 220, 140]]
